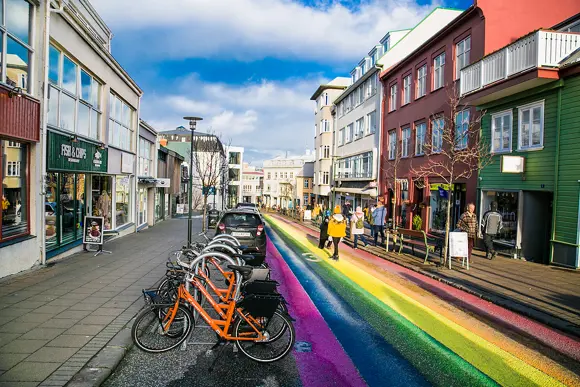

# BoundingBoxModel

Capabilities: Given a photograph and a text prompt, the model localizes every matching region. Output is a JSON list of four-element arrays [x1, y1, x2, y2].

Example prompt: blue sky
[[93, 0, 472, 165]]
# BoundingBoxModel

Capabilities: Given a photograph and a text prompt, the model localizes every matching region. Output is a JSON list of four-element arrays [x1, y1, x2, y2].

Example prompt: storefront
[[428, 183, 466, 233], [46, 131, 108, 253]]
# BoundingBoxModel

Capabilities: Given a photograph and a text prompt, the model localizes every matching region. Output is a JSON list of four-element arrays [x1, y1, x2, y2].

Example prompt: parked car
[[236, 202, 258, 211], [215, 208, 266, 255]]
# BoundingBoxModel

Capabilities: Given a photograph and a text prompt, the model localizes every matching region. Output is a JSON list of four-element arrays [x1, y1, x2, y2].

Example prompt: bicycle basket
[[239, 293, 281, 319], [142, 288, 164, 305], [242, 280, 279, 295]]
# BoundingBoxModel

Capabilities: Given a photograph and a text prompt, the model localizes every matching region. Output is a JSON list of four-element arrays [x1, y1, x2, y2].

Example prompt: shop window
[[1, 0, 33, 92], [115, 176, 131, 227], [1, 140, 29, 240], [481, 191, 518, 247], [429, 184, 450, 232], [92, 176, 112, 230]]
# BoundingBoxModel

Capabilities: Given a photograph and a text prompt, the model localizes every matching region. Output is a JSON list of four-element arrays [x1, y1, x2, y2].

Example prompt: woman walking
[[318, 210, 331, 249], [351, 207, 368, 249], [327, 205, 347, 260]]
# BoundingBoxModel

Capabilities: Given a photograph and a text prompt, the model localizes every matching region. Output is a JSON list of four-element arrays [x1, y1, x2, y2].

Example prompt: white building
[[263, 152, 315, 209], [332, 7, 463, 210], [242, 163, 264, 205], [226, 146, 244, 208], [310, 77, 350, 207]]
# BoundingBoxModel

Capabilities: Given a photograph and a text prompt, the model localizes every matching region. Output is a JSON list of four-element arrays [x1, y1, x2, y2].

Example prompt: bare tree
[[381, 133, 404, 230], [190, 188, 203, 210], [410, 85, 492, 268], [280, 181, 295, 209], [191, 131, 229, 231]]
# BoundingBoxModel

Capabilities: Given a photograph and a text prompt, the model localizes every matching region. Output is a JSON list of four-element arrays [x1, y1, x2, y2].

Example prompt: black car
[[216, 209, 266, 255], [236, 202, 258, 211]]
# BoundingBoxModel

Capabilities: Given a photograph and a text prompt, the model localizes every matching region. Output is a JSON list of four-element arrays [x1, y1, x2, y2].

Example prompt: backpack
[[356, 216, 364, 229]]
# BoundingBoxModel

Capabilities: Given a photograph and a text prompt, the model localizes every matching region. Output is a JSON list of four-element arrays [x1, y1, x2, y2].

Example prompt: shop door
[[522, 191, 553, 264], [451, 184, 466, 227]]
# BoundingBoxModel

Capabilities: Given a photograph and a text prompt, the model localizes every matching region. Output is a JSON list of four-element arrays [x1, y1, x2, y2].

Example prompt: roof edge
[[310, 84, 349, 100]]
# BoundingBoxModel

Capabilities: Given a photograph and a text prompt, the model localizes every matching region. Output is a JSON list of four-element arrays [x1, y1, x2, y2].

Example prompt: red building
[[379, 0, 580, 232]]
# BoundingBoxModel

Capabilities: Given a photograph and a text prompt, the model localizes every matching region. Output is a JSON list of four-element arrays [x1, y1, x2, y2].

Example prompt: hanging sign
[[48, 132, 108, 173], [83, 216, 104, 245]]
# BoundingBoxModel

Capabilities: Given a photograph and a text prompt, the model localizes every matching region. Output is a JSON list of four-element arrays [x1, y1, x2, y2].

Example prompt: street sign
[[202, 186, 216, 195]]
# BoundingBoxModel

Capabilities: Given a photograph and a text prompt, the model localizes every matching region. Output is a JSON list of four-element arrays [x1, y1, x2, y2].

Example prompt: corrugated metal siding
[[554, 75, 580, 244], [0, 86, 40, 142], [479, 88, 559, 191]]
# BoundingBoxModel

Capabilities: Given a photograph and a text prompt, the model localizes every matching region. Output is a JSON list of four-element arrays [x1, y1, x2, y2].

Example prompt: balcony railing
[[460, 30, 580, 96]]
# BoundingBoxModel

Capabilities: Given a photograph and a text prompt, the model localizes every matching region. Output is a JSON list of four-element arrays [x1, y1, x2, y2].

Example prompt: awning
[[334, 186, 378, 197]]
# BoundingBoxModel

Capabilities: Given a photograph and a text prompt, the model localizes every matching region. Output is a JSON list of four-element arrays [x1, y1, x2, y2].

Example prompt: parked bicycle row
[[131, 231, 295, 363]]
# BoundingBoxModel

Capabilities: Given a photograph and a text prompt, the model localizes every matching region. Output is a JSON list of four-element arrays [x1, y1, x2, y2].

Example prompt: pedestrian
[[368, 203, 376, 238], [351, 206, 369, 249], [327, 205, 347, 260], [372, 201, 386, 246], [481, 201, 503, 259], [457, 203, 478, 262], [318, 211, 331, 249]]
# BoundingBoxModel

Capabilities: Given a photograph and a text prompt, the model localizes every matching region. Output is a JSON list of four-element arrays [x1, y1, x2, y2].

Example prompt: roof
[[310, 77, 351, 100], [560, 47, 580, 68], [297, 161, 314, 177], [139, 119, 158, 135]]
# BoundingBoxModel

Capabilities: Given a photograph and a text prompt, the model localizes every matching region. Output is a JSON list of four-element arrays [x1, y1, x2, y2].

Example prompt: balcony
[[460, 30, 580, 97]]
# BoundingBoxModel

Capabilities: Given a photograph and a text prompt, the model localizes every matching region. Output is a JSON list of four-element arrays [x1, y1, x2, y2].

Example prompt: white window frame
[[432, 117, 444, 153], [6, 161, 21, 176], [366, 111, 377, 135], [338, 128, 345, 146], [323, 145, 330, 158], [389, 84, 397, 111], [388, 131, 396, 160], [403, 75, 411, 105], [355, 118, 364, 139], [401, 127, 410, 157], [455, 36, 471, 79], [491, 109, 513, 153], [517, 101, 544, 151], [416, 65, 427, 98], [346, 124, 353, 143], [415, 122, 426, 155], [323, 171, 330, 185], [433, 52, 445, 90], [108, 92, 135, 152], [455, 109, 470, 149]]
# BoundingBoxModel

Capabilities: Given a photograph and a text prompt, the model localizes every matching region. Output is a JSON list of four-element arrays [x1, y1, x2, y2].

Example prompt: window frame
[[455, 36, 471, 79], [455, 109, 470, 150], [403, 74, 412, 105], [517, 101, 544, 151], [388, 131, 396, 160], [415, 122, 426, 156], [433, 52, 446, 90], [401, 126, 411, 157], [355, 117, 364, 140], [389, 83, 397, 112], [346, 123, 353, 143], [490, 109, 513, 153], [431, 117, 444, 153], [108, 92, 136, 152], [416, 65, 427, 99], [0, 140, 30, 242]]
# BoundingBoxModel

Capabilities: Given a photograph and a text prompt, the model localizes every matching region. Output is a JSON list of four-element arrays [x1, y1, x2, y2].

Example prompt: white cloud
[[92, 0, 440, 62]]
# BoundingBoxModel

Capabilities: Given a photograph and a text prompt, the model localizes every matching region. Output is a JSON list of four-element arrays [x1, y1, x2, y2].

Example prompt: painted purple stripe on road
[[266, 239, 366, 387]]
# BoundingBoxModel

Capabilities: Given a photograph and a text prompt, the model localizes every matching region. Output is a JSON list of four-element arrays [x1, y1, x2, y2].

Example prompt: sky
[[92, 0, 472, 166]]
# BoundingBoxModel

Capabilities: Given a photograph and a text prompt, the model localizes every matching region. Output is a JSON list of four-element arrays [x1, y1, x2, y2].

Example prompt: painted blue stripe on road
[[266, 227, 429, 387]]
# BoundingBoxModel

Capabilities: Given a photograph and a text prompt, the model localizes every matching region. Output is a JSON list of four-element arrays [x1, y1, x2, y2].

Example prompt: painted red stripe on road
[[272, 215, 580, 362], [266, 239, 366, 387]]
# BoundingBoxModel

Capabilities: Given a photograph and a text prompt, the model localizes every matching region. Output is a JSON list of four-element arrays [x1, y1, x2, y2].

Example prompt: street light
[[183, 116, 203, 245]]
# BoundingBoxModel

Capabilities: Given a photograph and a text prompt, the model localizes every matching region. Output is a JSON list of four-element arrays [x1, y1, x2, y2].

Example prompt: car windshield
[[223, 213, 261, 227]]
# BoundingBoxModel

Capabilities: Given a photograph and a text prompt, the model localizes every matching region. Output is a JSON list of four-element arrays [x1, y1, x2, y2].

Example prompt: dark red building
[[379, 0, 580, 232]]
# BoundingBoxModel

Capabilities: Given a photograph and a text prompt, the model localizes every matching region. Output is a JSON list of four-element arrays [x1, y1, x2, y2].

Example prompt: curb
[[277, 215, 580, 339], [65, 324, 134, 387]]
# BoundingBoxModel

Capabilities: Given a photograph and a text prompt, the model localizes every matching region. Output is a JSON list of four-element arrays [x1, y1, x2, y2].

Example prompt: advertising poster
[[83, 216, 104, 245]]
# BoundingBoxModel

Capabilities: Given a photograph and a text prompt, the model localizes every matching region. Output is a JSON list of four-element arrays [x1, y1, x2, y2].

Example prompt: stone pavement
[[0, 218, 191, 387], [278, 214, 580, 338]]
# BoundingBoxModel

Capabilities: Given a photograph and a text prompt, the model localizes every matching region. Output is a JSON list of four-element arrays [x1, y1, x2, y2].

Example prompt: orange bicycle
[[131, 252, 295, 363]]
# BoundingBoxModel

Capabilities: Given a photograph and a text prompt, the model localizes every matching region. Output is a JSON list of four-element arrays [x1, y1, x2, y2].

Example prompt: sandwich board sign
[[83, 216, 112, 256], [449, 231, 469, 269]]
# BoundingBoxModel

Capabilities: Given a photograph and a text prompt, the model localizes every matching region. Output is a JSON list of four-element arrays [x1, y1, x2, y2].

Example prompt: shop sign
[[48, 132, 108, 173], [501, 156, 524, 173], [83, 216, 104, 245], [429, 183, 455, 191]]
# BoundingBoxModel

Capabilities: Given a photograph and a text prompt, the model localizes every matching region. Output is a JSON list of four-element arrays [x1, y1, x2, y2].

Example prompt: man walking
[[457, 203, 477, 262], [481, 201, 503, 259], [372, 201, 386, 246]]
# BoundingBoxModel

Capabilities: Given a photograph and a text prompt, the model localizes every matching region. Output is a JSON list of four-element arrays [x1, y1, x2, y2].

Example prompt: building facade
[[227, 146, 244, 208], [155, 146, 183, 223], [310, 78, 349, 207], [379, 1, 578, 232], [136, 120, 158, 230], [459, 16, 580, 267], [296, 161, 314, 209], [262, 152, 314, 209], [242, 163, 263, 204]]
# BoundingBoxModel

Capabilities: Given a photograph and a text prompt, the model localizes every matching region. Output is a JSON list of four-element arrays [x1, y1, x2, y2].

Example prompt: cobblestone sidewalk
[[0, 218, 192, 387]]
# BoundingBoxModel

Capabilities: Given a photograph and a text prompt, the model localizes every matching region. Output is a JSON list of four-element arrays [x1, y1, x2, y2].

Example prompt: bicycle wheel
[[233, 311, 295, 363], [131, 304, 192, 353]]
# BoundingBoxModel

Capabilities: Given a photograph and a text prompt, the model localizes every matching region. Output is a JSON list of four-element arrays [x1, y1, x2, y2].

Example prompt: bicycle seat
[[227, 265, 253, 280], [233, 253, 256, 262]]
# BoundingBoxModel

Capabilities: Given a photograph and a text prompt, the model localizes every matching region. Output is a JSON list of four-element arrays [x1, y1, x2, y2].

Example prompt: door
[[522, 191, 553, 264]]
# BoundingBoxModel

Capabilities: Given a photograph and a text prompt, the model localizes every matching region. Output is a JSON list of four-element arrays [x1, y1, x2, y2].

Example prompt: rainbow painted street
[[264, 214, 580, 387]]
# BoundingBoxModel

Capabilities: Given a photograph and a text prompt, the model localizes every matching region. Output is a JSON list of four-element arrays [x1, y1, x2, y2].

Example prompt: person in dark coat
[[318, 211, 331, 249]]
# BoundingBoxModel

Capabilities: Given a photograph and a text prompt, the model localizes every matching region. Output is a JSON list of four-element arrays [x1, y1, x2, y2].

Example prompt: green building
[[459, 27, 580, 268]]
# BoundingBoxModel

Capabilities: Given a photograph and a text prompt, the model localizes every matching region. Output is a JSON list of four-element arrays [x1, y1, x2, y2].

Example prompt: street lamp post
[[183, 116, 203, 245]]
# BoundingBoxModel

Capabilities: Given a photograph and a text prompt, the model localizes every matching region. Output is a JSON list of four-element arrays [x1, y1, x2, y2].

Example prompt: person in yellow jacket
[[327, 205, 347, 260]]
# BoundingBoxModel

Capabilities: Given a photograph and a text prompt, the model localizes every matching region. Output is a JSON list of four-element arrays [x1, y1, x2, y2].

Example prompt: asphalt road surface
[[104, 214, 580, 387]]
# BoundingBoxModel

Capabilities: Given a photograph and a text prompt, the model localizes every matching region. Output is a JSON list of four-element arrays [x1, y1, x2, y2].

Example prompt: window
[[434, 53, 445, 90], [491, 110, 513, 153], [432, 117, 444, 153], [6, 161, 20, 176], [323, 172, 330, 185], [267, 172, 271, 179], [274, 172, 278, 179], [518, 101, 544, 150], [402, 127, 411, 157], [115, 176, 131, 227], [367, 111, 377, 135], [371, 73, 378, 95], [455, 109, 470, 149], [415, 123, 426, 155], [138, 138, 153, 176], [346, 124, 353, 143], [108, 93, 135, 151], [321, 119, 330, 133], [335, 152, 373, 179], [324, 92, 328, 106], [389, 84, 397, 111], [338, 128, 345, 146], [323, 145, 330, 158], [416, 65, 427, 98], [403, 75, 411, 105], [8, 141, 20, 148], [355, 118, 364, 139], [290, 172, 294, 178], [338, 102, 344, 117], [0, 0, 33, 92], [47, 45, 102, 139], [388, 131, 396, 160], [304, 180, 309, 188], [357, 86, 364, 105], [456, 36, 471, 78]]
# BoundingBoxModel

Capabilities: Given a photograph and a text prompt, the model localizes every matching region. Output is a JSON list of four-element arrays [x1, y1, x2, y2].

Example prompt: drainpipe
[[550, 86, 562, 263]]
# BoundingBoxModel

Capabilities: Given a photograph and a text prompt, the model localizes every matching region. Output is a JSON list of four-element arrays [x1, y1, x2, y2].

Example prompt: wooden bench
[[396, 228, 439, 264]]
